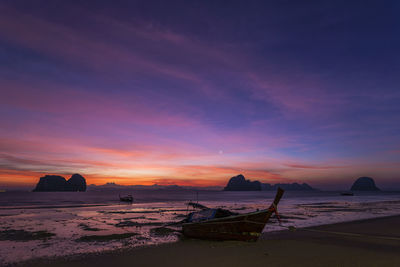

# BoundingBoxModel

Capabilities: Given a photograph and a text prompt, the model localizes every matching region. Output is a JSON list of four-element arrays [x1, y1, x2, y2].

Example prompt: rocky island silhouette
[[33, 174, 87, 192], [223, 174, 315, 191], [350, 177, 380, 191]]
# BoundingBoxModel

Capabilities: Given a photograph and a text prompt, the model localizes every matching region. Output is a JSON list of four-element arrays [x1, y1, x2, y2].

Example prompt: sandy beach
[[15, 215, 400, 267]]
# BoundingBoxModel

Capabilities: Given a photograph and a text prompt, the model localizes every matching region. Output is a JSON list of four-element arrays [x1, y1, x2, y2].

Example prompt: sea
[[1, 189, 400, 265]]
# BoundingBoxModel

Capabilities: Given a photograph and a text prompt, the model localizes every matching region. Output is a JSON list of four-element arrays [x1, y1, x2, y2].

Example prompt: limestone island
[[223, 174, 315, 191], [350, 177, 380, 191], [224, 174, 262, 191], [33, 174, 87, 192]]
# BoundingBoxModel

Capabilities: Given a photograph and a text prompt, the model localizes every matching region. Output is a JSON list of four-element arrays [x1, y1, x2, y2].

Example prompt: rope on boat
[[268, 204, 282, 224], [276, 225, 400, 242]]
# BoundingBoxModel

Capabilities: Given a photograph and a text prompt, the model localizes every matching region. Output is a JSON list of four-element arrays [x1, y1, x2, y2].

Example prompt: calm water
[[1, 189, 400, 265]]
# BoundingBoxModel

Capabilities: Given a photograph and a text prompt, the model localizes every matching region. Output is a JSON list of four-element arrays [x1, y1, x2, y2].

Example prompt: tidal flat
[[16, 216, 400, 267], [1, 190, 400, 265]]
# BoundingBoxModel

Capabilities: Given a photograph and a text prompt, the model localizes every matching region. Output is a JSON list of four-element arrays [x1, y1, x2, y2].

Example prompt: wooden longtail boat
[[119, 194, 133, 202], [340, 192, 354, 196], [182, 188, 284, 241]]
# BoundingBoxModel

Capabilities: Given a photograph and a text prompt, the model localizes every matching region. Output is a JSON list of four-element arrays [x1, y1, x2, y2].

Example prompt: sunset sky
[[1, 1, 399, 190]]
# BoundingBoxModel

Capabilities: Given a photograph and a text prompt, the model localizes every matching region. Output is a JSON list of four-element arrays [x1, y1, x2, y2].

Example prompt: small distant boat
[[182, 188, 284, 241], [119, 194, 133, 202], [341, 192, 354, 196]]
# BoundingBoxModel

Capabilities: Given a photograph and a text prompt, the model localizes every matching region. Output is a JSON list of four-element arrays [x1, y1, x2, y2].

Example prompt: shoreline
[[0, 204, 112, 210], [14, 214, 400, 267]]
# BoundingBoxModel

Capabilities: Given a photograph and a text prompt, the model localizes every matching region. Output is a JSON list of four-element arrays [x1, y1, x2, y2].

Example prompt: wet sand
[[16, 215, 400, 267]]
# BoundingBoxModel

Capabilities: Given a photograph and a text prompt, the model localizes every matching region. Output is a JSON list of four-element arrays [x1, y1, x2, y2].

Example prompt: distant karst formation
[[350, 177, 380, 191], [261, 182, 315, 191], [33, 174, 87, 192], [223, 174, 315, 191], [224, 174, 262, 191]]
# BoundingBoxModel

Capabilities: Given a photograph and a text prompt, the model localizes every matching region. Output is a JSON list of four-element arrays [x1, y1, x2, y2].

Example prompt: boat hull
[[182, 209, 274, 241], [119, 195, 133, 202]]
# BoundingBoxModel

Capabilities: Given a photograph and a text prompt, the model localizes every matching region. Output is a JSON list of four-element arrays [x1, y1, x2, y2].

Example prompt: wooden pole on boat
[[270, 187, 284, 224], [273, 187, 285, 206]]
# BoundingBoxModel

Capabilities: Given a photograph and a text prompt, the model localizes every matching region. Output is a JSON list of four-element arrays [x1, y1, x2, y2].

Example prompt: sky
[[1, 0, 399, 190]]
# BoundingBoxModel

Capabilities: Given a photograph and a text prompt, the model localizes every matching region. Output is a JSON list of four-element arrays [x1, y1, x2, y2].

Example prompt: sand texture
[[15, 215, 400, 267]]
